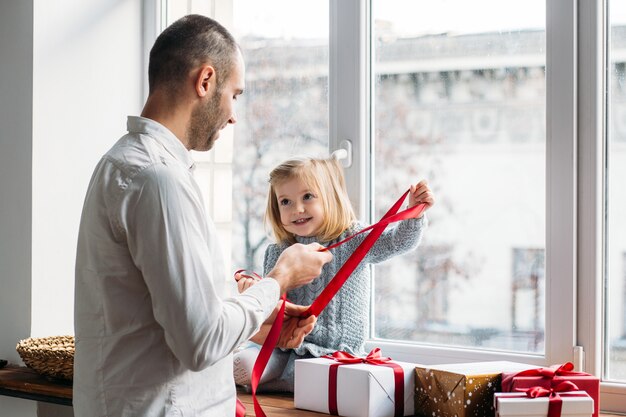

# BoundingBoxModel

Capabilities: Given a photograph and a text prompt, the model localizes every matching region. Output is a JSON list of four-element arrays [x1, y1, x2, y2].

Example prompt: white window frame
[[335, 0, 577, 367], [142, 0, 162, 103], [328, 0, 369, 217], [578, 0, 626, 412]]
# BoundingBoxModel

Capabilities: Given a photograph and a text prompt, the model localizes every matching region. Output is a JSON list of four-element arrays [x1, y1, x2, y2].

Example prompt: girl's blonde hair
[[265, 157, 357, 244]]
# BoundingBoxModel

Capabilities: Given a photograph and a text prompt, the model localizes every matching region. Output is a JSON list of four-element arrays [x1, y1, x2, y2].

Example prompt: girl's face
[[274, 177, 324, 238]]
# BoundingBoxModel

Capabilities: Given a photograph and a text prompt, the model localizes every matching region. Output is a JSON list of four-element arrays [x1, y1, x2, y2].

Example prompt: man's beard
[[186, 90, 222, 151]]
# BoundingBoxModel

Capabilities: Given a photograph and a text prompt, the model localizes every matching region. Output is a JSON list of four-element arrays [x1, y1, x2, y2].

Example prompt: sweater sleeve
[[263, 243, 281, 276], [357, 215, 428, 264]]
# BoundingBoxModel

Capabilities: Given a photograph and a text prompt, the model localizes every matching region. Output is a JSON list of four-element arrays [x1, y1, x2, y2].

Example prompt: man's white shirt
[[74, 116, 279, 416]]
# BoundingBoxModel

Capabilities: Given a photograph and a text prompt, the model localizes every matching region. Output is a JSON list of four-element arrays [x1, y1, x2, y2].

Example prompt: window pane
[[606, 0, 626, 382], [372, 0, 546, 353], [165, 1, 330, 275], [230, 1, 330, 271]]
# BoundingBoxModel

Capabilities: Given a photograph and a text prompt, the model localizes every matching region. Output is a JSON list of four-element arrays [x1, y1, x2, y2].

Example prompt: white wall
[[31, 0, 143, 336], [0, 1, 36, 415], [1, 0, 143, 415]]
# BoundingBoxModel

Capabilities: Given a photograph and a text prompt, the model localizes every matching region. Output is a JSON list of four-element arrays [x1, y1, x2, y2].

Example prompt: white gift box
[[494, 391, 594, 417], [294, 357, 418, 417]]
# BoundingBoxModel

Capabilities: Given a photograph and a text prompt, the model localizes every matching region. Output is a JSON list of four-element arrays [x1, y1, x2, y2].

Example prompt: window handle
[[332, 139, 352, 168]]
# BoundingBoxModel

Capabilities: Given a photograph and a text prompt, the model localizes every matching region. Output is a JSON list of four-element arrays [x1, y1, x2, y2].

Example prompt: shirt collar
[[127, 116, 195, 170]]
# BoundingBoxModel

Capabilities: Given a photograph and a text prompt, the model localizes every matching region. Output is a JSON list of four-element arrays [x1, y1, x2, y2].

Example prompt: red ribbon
[[240, 190, 425, 416], [234, 269, 263, 281], [323, 348, 404, 416], [514, 380, 581, 417], [250, 293, 287, 417], [507, 362, 588, 380], [303, 191, 427, 317], [235, 398, 246, 417]]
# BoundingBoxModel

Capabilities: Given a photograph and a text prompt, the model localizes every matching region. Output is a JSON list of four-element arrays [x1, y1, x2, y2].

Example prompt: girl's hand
[[235, 272, 260, 293], [250, 301, 317, 348], [409, 180, 435, 212]]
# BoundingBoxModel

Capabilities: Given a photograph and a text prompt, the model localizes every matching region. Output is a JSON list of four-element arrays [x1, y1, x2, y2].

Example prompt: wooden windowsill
[[237, 389, 326, 416], [0, 365, 622, 416], [0, 365, 72, 406]]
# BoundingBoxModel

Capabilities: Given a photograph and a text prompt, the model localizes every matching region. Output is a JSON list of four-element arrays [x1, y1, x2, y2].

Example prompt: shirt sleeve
[[121, 164, 280, 371]]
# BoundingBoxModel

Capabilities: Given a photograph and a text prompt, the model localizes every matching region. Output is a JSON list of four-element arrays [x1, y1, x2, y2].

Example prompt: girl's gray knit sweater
[[258, 215, 427, 392]]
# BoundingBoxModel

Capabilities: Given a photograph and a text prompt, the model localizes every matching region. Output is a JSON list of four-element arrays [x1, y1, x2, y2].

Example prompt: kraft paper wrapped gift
[[294, 353, 418, 417], [501, 363, 600, 417], [414, 361, 539, 417], [494, 391, 593, 417]]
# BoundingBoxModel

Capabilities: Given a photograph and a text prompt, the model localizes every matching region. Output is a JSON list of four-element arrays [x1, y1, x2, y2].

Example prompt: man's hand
[[267, 242, 333, 294], [250, 301, 316, 349]]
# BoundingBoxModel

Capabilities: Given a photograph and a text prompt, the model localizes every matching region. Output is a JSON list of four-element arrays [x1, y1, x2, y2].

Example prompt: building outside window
[[371, 4, 547, 353]]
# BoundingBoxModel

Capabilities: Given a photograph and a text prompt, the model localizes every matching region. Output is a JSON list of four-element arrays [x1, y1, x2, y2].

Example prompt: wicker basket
[[16, 335, 74, 381]]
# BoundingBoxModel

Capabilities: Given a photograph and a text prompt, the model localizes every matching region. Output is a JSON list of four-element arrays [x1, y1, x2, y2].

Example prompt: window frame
[[328, 0, 370, 218], [577, 0, 626, 412], [142, 0, 162, 103], [336, 0, 577, 367]]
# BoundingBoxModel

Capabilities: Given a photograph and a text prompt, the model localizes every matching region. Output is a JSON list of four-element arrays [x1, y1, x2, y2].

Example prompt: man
[[74, 14, 332, 416]]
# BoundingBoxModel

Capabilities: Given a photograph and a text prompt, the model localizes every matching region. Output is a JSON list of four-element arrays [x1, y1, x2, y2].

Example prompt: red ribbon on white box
[[498, 380, 586, 417], [241, 191, 426, 417], [323, 348, 405, 417]]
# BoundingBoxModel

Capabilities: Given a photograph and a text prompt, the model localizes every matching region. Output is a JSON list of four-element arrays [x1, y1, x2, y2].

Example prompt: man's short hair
[[148, 14, 239, 94]]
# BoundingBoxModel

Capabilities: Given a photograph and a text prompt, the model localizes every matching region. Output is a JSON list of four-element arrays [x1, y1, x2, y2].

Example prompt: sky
[[231, 0, 626, 40]]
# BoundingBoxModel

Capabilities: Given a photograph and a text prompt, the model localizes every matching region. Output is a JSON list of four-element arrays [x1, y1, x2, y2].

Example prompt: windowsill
[[0, 366, 622, 416], [0, 365, 71, 406], [236, 388, 327, 416]]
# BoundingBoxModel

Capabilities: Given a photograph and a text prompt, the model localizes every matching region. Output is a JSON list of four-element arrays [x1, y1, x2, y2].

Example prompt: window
[[577, 1, 626, 411], [371, 0, 547, 354], [163, 0, 329, 279], [160, 0, 626, 411], [607, 0, 626, 383], [229, 0, 329, 271], [376, 245, 452, 341], [511, 248, 544, 349]]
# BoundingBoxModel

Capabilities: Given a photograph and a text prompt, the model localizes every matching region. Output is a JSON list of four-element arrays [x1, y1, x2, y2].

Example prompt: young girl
[[233, 156, 434, 392]]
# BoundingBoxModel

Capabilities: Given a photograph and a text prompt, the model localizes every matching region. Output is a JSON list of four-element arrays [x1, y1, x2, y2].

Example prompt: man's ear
[[195, 65, 216, 98]]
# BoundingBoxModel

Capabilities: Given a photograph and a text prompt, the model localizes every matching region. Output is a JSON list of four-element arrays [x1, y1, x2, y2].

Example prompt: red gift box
[[501, 363, 599, 417]]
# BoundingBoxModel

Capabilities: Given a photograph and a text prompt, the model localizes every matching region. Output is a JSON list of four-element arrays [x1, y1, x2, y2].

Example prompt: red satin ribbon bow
[[324, 347, 393, 364], [323, 348, 405, 416], [515, 380, 582, 417], [241, 191, 425, 416], [512, 362, 587, 380]]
